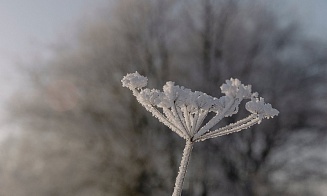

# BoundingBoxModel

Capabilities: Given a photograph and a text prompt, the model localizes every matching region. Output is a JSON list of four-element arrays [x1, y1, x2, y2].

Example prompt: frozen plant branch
[[122, 72, 279, 196]]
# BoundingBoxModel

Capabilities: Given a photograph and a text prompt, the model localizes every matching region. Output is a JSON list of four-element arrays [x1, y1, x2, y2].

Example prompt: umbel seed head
[[122, 72, 279, 141], [122, 71, 279, 196]]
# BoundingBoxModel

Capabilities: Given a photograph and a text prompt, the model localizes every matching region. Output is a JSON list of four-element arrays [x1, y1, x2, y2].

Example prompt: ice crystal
[[246, 97, 279, 122], [122, 72, 279, 196], [121, 71, 148, 90]]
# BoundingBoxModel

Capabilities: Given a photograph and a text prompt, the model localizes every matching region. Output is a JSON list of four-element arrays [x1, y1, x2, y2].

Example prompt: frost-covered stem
[[163, 108, 186, 136], [172, 103, 190, 137], [191, 108, 199, 134], [172, 139, 194, 196], [133, 90, 186, 138], [197, 116, 260, 141], [194, 99, 235, 139], [194, 109, 209, 133], [182, 105, 192, 133]]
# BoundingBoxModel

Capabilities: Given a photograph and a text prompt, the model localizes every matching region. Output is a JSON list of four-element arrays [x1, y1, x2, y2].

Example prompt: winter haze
[[0, 0, 327, 195]]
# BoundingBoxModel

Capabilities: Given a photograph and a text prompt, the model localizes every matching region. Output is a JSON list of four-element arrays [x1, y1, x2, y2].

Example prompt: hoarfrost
[[122, 72, 279, 141], [122, 72, 279, 196]]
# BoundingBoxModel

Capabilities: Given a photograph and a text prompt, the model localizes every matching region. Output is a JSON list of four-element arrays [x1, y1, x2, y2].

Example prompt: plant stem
[[172, 139, 194, 196]]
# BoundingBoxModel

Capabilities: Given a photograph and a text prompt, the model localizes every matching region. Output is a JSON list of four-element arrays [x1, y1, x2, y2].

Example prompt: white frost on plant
[[121, 72, 279, 196], [121, 72, 279, 141], [245, 97, 279, 122], [121, 71, 148, 90], [221, 78, 252, 99]]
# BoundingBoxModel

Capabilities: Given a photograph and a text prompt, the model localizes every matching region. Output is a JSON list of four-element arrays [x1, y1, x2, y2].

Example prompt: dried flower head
[[122, 72, 279, 196], [122, 72, 278, 141]]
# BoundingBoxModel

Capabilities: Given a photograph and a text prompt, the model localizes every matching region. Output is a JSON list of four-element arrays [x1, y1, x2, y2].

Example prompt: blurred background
[[0, 0, 327, 195]]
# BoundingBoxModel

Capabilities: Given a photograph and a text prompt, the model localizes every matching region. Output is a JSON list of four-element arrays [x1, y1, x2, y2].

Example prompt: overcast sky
[[0, 0, 326, 126]]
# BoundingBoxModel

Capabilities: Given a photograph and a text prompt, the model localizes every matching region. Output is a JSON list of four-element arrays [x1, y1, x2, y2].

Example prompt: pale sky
[[0, 0, 106, 57], [0, 0, 107, 120]]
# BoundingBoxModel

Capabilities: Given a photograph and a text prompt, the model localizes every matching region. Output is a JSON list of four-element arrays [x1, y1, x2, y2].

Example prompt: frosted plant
[[122, 72, 279, 196]]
